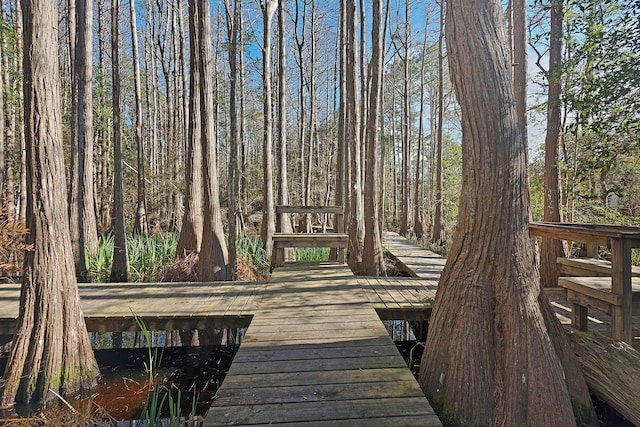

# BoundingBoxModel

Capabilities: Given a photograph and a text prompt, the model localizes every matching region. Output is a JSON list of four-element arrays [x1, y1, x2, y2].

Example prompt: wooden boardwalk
[[383, 231, 447, 279], [0, 281, 266, 336], [205, 263, 440, 426]]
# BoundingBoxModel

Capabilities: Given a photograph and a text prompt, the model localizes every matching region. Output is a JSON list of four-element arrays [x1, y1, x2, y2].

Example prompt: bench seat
[[557, 276, 640, 331]]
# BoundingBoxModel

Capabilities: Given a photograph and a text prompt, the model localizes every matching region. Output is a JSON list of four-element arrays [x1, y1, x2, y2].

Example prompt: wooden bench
[[558, 276, 640, 331], [271, 206, 348, 269], [530, 222, 640, 343]]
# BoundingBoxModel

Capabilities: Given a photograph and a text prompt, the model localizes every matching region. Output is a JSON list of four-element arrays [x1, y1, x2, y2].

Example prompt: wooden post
[[610, 238, 632, 343]]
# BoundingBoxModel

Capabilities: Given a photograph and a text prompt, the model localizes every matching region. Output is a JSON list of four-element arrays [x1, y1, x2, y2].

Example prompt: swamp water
[[0, 330, 243, 426]]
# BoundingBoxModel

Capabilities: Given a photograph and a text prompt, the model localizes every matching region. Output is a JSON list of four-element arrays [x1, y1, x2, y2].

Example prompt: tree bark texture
[[131, 0, 148, 236], [540, 0, 567, 288], [225, 0, 240, 280], [431, 0, 445, 244], [177, 0, 204, 259], [345, 0, 364, 272], [418, 1, 594, 425], [1, 0, 98, 406], [110, 0, 130, 282], [276, 0, 294, 259], [195, 0, 228, 281], [69, 0, 98, 281], [260, 0, 277, 257], [361, 0, 385, 276]]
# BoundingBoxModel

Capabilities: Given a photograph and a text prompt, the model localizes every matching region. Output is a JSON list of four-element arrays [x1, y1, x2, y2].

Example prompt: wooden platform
[[0, 281, 266, 335], [359, 276, 437, 321], [205, 263, 440, 426]]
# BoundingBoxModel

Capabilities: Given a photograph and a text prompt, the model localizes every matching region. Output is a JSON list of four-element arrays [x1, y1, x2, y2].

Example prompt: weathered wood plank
[[217, 367, 418, 389], [213, 380, 426, 406], [206, 397, 436, 426], [249, 415, 443, 427], [232, 344, 401, 363], [272, 233, 349, 248]]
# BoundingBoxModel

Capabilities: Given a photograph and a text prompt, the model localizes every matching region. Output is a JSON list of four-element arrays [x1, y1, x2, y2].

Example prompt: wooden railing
[[530, 221, 640, 343]]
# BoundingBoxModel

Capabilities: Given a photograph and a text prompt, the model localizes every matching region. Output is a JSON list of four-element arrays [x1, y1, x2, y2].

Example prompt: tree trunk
[[177, 0, 204, 258], [260, 0, 277, 257], [110, 0, 130, 282], [345, 0, 364, 272], [131, 0, 148, 236], [276, 0, 294, 258], [418, 1, 596, 425], [195, 0, 227, 281], [540, 0, 566, 288], [431, 0, 445, 244], [225, 0, 240, 280], [361, 0, 385, 276], [1, 0, 98, 405], [399, 0, 411, 237]]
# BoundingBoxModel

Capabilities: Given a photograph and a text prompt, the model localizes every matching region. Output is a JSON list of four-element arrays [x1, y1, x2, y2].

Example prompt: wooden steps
[[205, 263, 440, 426]]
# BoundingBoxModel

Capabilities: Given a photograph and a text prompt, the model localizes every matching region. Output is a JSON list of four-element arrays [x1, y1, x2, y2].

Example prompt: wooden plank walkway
[[0, 281, 266, 335], [205, 263, 440, 426], [383, 231, 447, 279]]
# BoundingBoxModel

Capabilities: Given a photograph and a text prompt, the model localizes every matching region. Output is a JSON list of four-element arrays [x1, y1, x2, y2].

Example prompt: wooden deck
[[0, 281, 266, 335], [205, 263, 440, 426]]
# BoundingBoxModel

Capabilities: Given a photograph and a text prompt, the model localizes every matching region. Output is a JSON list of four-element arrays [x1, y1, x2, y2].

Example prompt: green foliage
[[236, 234, 269, 273], [87, 233, 178, 282], [295, 247, 330, 262]]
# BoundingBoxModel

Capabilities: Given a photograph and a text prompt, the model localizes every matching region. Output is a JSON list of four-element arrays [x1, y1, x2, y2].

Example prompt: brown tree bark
[[431, 0, 445, 244], [418, 1, 595, 425], [260, 0, 277, 257], [110, 0, 130, 282], [131, 0, 148, 236], [176, 0, 203, 258], [1, 0, 98, 405], [345, 0, 364, 272], [540, 0, 567, 288], [361, 0, 385, 276], [399, 0, 411, 237], [194, 0, 228, 281], [224, 0, 240, 280], [276, 0, 294, 258]]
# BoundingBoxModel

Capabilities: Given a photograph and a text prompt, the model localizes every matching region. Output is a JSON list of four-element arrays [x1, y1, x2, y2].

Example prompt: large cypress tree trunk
[[1, 0, 98, 406], [418, 1, 595, 425], [196, 0, 228, 281], [177, 0, 204, 259], [361, 0, 385, 276]]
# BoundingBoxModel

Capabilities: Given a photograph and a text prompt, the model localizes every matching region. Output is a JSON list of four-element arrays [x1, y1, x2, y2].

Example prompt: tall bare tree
[[225, 0, 240, 279], [345, 0, 364, 271], [277, 0, 294, 256], [362, 0, 385, 276], [176, 0, 204, 259], [418, 0, 596, 424], [69, 0, 99, 279], [195, 0, 228, 281], [0, 0, 98, 405], [540, 0, 567, 287], [131, 0, 148, 236], [110, 0, 129, 282], [431, 0, 445, 244], [260, 0, 277, 257]]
